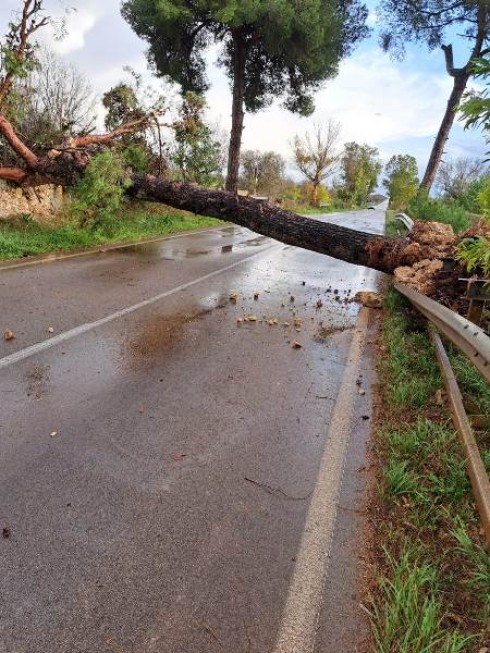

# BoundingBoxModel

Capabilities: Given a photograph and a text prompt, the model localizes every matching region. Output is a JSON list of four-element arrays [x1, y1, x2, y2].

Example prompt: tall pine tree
[[121, 0, 369, 192]]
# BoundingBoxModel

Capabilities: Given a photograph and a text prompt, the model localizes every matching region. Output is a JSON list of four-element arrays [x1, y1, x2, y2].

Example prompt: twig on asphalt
[[203, 623, 223, 648], [244, 477, 312, 501]]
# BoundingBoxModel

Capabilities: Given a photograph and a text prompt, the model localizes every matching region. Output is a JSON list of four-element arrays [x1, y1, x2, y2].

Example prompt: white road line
[[272, 308, 370, 653], [0, 225, 244, 272], [0, 244, 278, 371]]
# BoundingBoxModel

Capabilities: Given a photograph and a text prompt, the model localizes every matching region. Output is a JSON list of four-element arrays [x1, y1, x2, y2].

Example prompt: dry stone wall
[[0, 180, 64, 221]]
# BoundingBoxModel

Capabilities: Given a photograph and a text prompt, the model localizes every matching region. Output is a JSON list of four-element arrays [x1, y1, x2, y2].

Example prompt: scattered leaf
[[4, 329, 15, 341], [253, 292, 259, 300], [316, 299, 323, 308], [244, 315, 257, 322], [290, 295, 295, 302], [2, 527, 11, 539], [291, 341, 302, 349], [229, 292, 238, 304], [237, 318, 244, 324], [172, 452, 187, 462], [47, 327, 54, 334], [50, 431, 59, 437]]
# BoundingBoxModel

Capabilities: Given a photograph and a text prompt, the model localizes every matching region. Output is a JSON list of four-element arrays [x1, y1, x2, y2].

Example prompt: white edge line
[[271, 308, 370, 653], [0, 244, 278, 371]]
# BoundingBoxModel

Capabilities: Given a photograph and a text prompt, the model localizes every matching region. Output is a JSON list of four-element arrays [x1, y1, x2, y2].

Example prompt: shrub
[[70, 151, 129, 232]]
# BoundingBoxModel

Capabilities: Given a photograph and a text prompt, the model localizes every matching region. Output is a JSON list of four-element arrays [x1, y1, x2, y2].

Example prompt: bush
[[69, 151, 129, 233], [408, 195, 472, 233]]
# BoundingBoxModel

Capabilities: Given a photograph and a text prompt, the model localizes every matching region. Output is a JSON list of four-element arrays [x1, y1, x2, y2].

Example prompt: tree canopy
[[340, 142, 381, 206], [377, 0, 490, 192], [121, 0, 369, 191], [383, 154, 419, 211]]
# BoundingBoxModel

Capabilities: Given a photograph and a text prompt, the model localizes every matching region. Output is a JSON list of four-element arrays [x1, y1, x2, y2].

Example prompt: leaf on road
[[172, 452, 187, 462], [244, 315, 257, 322], [47, 327, 54, 333], [4, 329, 15, 341], [50, 431, 59, 437], [2, 527, 11, 539], [316, 299, 323, 308], [291, 341, 302, 349], [229, 292, 238, 304]]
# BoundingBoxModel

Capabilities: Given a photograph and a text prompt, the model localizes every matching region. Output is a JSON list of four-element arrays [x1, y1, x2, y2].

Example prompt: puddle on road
[[109, 235, 269, 261]]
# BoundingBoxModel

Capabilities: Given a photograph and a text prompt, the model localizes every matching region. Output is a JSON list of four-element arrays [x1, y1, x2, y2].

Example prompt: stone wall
[[0, 180, 64, 221]]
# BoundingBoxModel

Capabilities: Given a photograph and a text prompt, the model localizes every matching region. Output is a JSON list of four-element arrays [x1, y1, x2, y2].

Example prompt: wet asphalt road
[[0, 207, 385, 653]]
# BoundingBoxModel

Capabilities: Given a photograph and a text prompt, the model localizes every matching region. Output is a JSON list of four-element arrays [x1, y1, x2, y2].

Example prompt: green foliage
[[170, 92, 223, 186], [341, 141, 382, 205], [0, 204, 219, 259], [383, 154, 419, 211], [239, 149, 285, 197], [121, 144, 150, 174], [460, 56, 490, 149], [121, 0, 369, 113], [408, 195, 472, 233], [122, 0, 369, 187], [476, 175, 490, 218], [70, 151, 129, 232], [378, 0, 486, 58], [456, 236, 490, 277], [102, 83, 144, 131]]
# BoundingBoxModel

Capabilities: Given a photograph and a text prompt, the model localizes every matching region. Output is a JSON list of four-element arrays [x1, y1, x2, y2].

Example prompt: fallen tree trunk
[[129, 175, 391, 271], [0, 111, 464, 291], [128, 174, 458, 281]]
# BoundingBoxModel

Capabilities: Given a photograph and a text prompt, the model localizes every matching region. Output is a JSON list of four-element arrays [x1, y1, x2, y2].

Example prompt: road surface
[[0, 207, 385, 653]]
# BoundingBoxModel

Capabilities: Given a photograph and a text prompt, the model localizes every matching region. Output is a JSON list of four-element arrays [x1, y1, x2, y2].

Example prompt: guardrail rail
[[394, 281, 490, 547]]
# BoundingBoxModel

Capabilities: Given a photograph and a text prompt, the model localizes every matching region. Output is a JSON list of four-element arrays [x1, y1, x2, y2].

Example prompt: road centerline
[[0, 244, 278, 371], [271, 308, 370, 653]]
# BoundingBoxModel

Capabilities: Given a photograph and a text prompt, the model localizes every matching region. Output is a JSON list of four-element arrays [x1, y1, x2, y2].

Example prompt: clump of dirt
[[353, 291, 384, 308], [394, 259, 444, 295], [313, 324, 352, 342], [367, 220, 457, 280], [25, 364, 50, 399]]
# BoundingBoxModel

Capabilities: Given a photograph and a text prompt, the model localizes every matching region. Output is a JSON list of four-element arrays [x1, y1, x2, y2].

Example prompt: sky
[[0, 0, 488, 185]]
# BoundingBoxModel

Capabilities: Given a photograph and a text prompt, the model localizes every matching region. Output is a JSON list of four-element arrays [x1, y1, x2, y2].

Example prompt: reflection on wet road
[[0, 207, 385, 653], [114, 233, 270, 261]]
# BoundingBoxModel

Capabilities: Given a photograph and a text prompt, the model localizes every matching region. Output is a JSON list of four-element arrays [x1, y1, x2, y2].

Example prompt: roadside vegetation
[[370, 287, 490, 652], [0, 203, 219, 259]]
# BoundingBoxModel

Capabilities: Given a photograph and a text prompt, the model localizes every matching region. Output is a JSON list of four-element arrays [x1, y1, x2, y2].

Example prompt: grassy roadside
[[369, 288, 490, 652], [0, 202, 221, 260]]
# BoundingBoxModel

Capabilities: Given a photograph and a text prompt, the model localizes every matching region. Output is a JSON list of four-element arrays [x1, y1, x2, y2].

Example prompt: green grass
[[408, 196, 474, 233], [371, 286, 490, 652], [0, 202, 221, 260], [372, 548, 472, 653]]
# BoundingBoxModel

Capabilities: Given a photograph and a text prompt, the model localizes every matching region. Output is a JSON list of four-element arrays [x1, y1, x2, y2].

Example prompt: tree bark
[[225, 30, 247, 194], [130, 174, 405, 273], [420, 69, 470, 192]]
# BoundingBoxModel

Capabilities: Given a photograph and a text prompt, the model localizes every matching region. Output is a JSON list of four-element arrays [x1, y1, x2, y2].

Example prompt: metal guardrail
[[394, 281, 490, 547], [394, 281, 490, 384], [431, 329, 490, 545], [394, 212, 414, 231]]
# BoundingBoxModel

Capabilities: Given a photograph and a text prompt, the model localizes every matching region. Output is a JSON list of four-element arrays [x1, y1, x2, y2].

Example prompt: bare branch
[[0, 0, 50, 106], [0, 113, 39, 167]]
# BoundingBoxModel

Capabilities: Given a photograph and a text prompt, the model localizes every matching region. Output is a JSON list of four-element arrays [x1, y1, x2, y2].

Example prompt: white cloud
[[203, 49, 455, 161], [0, 1, 486, 169]]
